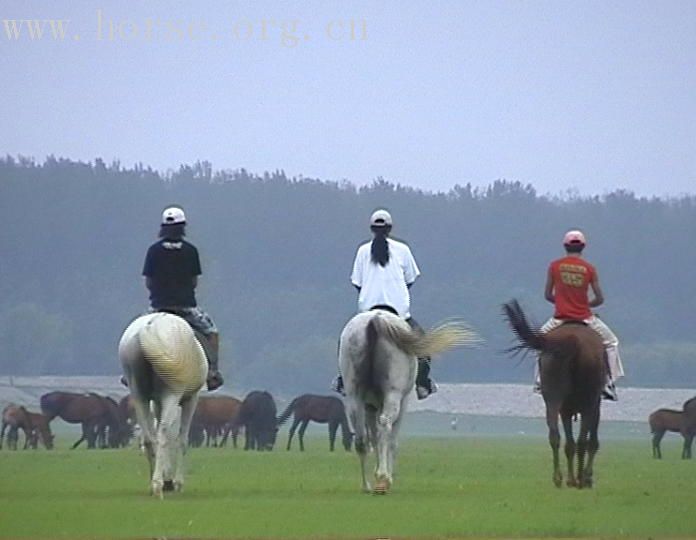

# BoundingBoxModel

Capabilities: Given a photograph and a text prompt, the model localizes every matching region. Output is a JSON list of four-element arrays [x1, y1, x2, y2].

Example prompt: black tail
[[277, 397, 298, 426], [502, 299, 545, 354]]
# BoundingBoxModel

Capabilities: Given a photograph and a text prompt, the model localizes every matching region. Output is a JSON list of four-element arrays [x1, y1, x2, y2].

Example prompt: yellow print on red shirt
[[559, 263, 586, 288]]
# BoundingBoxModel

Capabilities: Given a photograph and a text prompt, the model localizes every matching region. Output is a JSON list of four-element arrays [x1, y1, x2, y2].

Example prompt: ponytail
[[370, 225, 391, 266]]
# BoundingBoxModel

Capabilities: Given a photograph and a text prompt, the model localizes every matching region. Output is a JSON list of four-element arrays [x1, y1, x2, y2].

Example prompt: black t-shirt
[[142, 239, 202, 308]]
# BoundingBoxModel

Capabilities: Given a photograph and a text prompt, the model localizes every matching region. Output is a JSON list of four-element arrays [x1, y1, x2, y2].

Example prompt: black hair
[[564, 243, 584, 254], [159, 223, 186, 240], [370, 225, 391, 266]]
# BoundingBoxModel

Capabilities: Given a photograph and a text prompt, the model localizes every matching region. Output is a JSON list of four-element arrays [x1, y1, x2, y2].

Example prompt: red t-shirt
[[549, 256, 596, 320]]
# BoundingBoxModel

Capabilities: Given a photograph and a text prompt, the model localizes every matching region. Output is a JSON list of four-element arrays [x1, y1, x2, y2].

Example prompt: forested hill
[[1, 156, 695, 391]]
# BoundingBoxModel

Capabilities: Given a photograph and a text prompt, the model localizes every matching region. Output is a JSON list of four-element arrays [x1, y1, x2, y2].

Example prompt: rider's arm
[[589, 273, 604, 308], [544, 267, 555, 304]]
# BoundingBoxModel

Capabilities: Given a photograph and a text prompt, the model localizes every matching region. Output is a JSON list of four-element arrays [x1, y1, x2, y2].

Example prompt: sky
[[1, 0, 695, 197]]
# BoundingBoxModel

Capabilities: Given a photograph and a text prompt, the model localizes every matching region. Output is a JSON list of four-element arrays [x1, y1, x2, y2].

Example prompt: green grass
[[0, 431, 694, 539]]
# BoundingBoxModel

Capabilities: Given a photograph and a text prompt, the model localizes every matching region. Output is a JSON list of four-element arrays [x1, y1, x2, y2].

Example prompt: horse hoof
[[373, 476, 391, 494], [151, 482, 163, 499], [163, 480, 175, 492], [553, 475, 562, 488], [566, 478, 577, 488], [174, 481, 183, 493]]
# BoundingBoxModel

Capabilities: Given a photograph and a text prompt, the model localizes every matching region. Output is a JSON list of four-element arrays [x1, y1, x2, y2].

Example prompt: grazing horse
[[191, 396, 242, 448], [119, 312, 207, 498], [234, 391, 278, 451], [41, 391, 113, 449], [0, 404, 54, 450], [340, 310, 476, 494], [69, 394, 128, 449], [277, 394, 353, 451], [504, 299, 605, 489], [648, 408, 694, 459]]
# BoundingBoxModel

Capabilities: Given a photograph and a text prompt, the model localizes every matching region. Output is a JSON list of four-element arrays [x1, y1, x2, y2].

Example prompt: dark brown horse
[[277, 394, 353, 451], [233, 391, 278, 451], [504, 299, 605, 488], [0, 404, 54, 450], [40, 391, 122, 449], [648, 408, 694, 459]]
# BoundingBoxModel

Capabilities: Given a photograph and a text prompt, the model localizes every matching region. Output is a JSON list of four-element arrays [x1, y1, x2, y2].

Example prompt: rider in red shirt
[[535, 230, 624, 400]]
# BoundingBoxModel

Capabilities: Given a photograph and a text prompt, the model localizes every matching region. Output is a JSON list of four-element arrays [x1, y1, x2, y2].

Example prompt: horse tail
[[138, 313, 207, 391], [355, 316, 381, 397], [277, 397, 299, 426], [374, 316, 478, 358], [502, 299, 546, 353]]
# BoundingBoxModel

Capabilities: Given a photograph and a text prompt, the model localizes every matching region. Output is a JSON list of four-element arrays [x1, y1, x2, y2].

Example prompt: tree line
[[1, 155, 695, 392]]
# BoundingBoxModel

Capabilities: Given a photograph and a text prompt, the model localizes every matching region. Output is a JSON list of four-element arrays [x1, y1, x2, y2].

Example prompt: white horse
[[118, 312, 207, 498], [339, 310, 477, 494]]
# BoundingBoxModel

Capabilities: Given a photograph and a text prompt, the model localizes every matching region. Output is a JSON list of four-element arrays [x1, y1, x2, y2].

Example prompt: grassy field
[[1, 423, 694, 539]]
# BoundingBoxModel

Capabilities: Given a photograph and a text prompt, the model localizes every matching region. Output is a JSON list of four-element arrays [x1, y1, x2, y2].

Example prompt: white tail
[[138, 314, 207, 392], [375, 316, 480, 358]]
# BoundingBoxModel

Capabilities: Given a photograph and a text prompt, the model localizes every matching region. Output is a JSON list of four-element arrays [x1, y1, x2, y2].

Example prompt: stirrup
[[331, 376, 345, 396], [602, 382, 618, 401], [416, 381, 437, 400], [206, 370, 224, 391]]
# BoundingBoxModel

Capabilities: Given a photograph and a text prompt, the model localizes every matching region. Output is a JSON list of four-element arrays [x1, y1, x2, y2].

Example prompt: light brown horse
[[0, 404, 54, 450], [504, 299, 605, 489], [648, 408, 694, 459], [191, 396, 242, 448], [40, 391, 118, 449], [277, 394, 353, 451]]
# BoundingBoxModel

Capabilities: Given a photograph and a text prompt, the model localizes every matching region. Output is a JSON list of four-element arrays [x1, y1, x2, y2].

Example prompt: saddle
[[559, 320, 588, 327], [369, 304, 399, 316]]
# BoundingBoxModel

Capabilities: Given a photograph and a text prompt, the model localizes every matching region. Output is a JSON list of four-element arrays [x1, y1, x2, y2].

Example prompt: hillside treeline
[[1, 156, 695, 392]]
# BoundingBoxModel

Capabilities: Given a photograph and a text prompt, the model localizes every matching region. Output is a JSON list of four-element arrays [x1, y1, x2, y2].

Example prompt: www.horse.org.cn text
[[1, 10, 368, 48]]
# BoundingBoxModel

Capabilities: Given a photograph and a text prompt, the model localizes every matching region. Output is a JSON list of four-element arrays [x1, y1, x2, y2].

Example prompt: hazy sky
[[2, 1, 695, 196]]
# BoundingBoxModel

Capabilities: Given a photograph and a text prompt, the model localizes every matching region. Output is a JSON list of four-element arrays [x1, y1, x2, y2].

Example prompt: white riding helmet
[[162, 206, 186, 225], [370, 209, 392, 227], [563, 229, 586, 246]]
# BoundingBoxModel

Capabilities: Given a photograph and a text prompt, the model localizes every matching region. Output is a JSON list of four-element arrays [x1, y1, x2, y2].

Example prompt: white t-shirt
[[350, 238, 421, 319]]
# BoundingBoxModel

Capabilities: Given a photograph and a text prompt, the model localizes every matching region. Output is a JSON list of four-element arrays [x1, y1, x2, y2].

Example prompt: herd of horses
[[0, 391, 353, 454], [2, 301, 694, 497]]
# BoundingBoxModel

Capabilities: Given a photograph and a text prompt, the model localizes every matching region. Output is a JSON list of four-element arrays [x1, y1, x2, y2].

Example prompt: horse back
[[649, 409, 683, 433], [542, 324, 605, 408]]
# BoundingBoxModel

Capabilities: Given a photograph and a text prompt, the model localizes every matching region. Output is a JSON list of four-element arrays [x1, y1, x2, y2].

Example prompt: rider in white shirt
[[333, 209, 437, 400]]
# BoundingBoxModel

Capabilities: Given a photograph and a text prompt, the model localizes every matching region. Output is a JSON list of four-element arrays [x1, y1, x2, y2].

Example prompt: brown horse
[[190, 396, 242, 448], [504, 299, 605, 489], [40, 391, 121, 449], [277, 394, 353, 451], [648, 408, 694, 459], [0, 404, 54, 450]]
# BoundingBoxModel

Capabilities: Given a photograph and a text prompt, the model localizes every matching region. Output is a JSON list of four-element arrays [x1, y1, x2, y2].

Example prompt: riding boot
[[203, 333, 224, 391], [415, 357, 437, 400], [601, 348, 618, 401]]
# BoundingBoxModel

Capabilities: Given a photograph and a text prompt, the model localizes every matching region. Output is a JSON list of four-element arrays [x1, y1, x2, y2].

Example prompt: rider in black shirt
[[141, 206, 223, 391]]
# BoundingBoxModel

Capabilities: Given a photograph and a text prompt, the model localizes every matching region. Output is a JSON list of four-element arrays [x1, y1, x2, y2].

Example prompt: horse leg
[[173, 394, 199, 492], [130, 394, 157, 488], [8, 426, 18, 450], [286, 417, 300, 451], [0, 420, 6, 449], [652, 429, 664, 459], [328, 421, 338, 452], [298, 420, 309, 452], [345, 395, 370, 493], [152, 393, 180, 499], [682, 431, 693, 459], [374, 391, 402, 494], [581, 405, 601, 488], [545, 403, 563, 487], [561, 412, 576, 487]]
